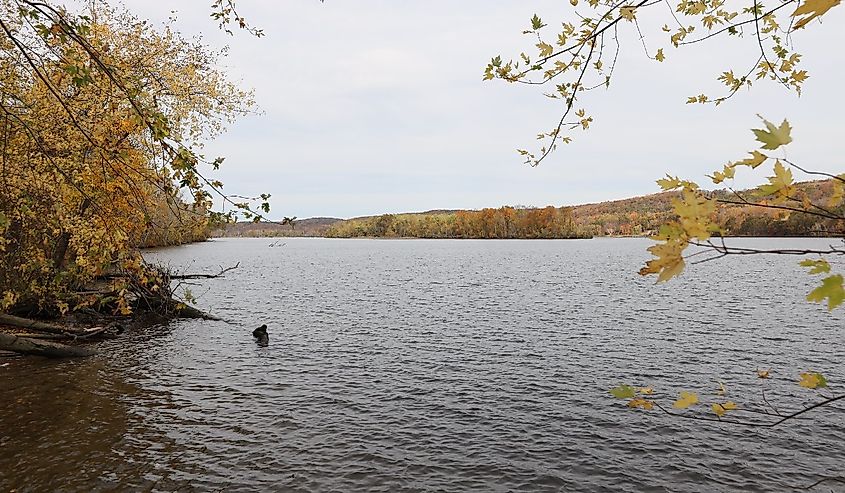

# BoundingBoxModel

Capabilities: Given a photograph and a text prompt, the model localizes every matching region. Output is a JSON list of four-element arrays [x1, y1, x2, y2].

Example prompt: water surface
[[1, 238, 843, 492]]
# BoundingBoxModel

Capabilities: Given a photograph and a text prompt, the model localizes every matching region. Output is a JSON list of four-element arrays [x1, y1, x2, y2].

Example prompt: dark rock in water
[[253, 324, 269, 345]]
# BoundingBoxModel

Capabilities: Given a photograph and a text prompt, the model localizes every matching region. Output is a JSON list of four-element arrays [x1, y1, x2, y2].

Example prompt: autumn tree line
[[326, 206, 588, 239], [0, 2, 250, 316], [298, 180, 844, 240]]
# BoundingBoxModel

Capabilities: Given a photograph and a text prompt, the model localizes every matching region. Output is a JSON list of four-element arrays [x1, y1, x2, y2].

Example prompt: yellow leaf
[[791, 70, 809, 83], [628, 397, 654, 410], [829, 177, 845, 207], [716, 381, 726, 395], [672, 188, 717, 240], [712, 401, 737, 417], [537, 41, 554, 57], [620, 6, 637, 20], [655, 48, 665, 62], [757, 369, 771, 379], [758, 160, 794, 199], [734, 150, 767, 169], [798, 371, 828, 389], [638, 387, 654, 395], [673, 391, 699, 409], [792, 0, 841, 29], [640, 238, 687, 282], [657, 175, 682, 191]]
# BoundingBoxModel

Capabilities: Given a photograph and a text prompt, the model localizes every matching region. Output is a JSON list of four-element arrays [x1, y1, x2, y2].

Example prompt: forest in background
[[215, 179, 842, 239]]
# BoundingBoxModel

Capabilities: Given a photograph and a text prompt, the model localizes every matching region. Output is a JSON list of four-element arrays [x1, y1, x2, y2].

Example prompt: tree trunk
[[0, 333, 96, 357]]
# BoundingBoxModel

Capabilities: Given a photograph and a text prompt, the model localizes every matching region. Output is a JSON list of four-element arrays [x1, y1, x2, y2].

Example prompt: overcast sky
[[120, 1, 844, 219]]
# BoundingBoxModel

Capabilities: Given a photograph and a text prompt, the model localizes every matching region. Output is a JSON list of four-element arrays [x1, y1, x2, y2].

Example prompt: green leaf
[[531, 14, 545, 30], [799, 259, 831, 275], [609, 384, 636, 399], [752, 117, 793, 150], [799, 371, 829, 389], [807, 274, 845, 310]]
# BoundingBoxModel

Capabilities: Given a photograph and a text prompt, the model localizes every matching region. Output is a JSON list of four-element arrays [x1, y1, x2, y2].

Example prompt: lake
[[1, 237, 843, 492]]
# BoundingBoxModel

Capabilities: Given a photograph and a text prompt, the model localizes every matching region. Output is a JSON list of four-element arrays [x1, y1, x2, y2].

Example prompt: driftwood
[[0, 333, 96, 358]]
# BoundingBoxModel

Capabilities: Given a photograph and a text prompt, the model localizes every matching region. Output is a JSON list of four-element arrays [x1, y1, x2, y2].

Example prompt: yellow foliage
[[0, 3, 253, 313], [792, 0, 841, 29], [673, 391, 699, 409]]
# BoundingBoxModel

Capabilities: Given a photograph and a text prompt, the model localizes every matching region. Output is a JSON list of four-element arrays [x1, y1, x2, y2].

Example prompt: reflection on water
[[2, 238, 844, 492]]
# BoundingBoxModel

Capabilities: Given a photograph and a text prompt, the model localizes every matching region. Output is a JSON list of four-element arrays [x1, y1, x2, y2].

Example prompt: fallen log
[[0, 333, 96, 358], [0, 314, 86, 335]]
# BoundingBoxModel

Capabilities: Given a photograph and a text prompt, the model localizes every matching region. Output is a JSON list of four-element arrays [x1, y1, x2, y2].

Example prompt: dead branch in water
[[169, 262, 240, 279]]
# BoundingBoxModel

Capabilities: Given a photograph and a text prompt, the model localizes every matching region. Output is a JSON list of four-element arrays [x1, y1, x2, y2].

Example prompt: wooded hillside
[[221, 179, 841, 240]]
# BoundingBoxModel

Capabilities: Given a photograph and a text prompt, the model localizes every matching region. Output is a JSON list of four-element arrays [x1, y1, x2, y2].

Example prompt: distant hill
[[212, 217, 343, 238], [571, 179, 839, 237], [213, 179, 842, 238]]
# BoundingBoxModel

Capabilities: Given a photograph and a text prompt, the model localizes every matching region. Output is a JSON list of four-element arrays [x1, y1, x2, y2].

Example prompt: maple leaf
[[791, 70, 809, 83], [536, 41, 554, 57], [672, 188, 717, 240], [734, 150, 767, 169], [673, 391, 699, 409], [792, 0, 841, 29], [657, 175, 682, 191], [620, 6, 637, 20], [640, 238, 687, 282], [806, 274, 845, 310], [758, 161, 794, 199], [530, 14, 546, 30], [752, 118, 793, 150], [609, 384, 636, 398], [798, 372, 829, 389]]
